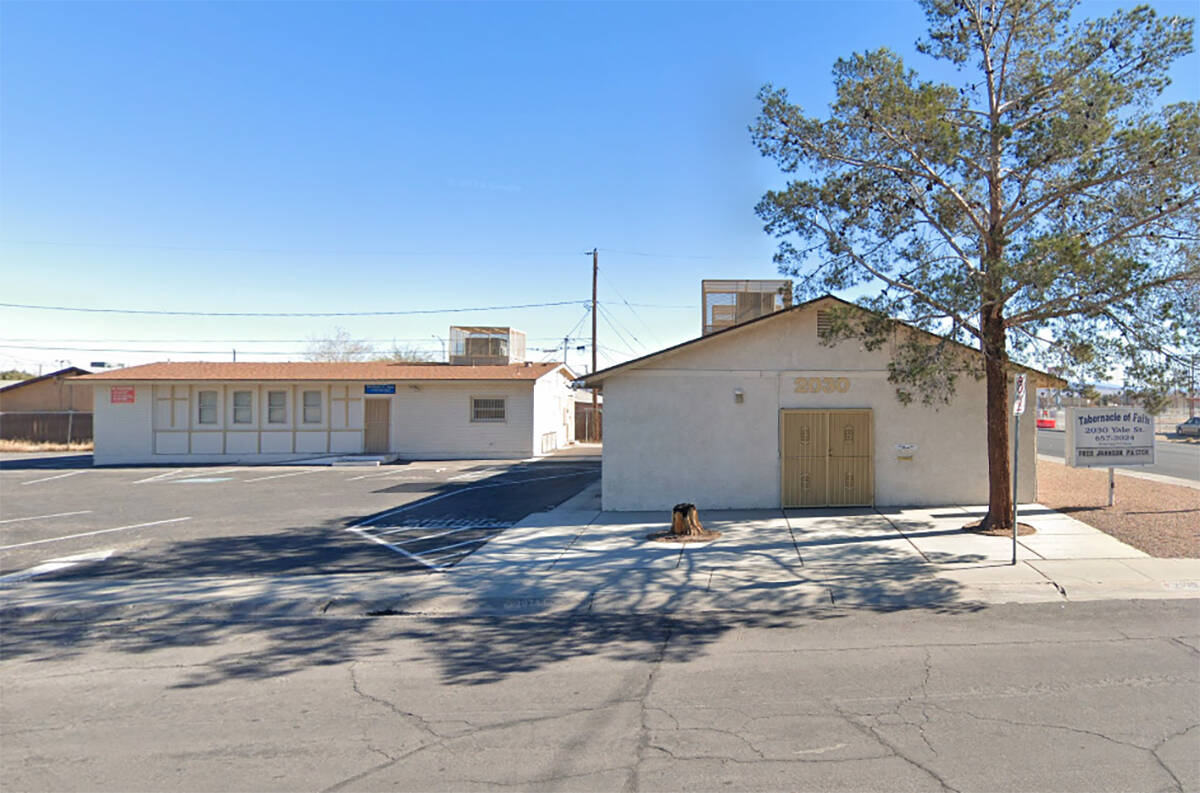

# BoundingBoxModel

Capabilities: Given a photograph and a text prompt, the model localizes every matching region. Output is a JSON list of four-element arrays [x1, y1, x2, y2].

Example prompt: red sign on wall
[[110, 386, 135, 404]]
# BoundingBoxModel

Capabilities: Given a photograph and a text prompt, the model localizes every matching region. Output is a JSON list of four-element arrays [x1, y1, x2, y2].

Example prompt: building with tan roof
[[78, 360, 577, 465], [581, 293, 1065, 510]]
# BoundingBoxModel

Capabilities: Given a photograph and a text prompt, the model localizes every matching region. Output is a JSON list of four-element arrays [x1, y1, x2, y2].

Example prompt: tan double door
[[781, 409, 873, 507], [364, 399, 391, 454]]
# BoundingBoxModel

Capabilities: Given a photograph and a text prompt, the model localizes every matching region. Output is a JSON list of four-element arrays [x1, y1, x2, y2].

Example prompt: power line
[[598, 247, 755, 263], [1, 239, 584, 259], [598, 271, 656, 337], [0, 344, 438, 355], [595, 308, 639, 357], [0, 335, 589, 344], [0, 299, 587, 318], [596, 302, 645, 352], [615, 301, 697, 309], [4, 238, 757, 263]]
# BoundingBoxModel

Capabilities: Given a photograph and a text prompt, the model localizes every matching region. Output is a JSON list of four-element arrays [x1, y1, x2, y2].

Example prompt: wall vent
[[816, 310, 833, 339]]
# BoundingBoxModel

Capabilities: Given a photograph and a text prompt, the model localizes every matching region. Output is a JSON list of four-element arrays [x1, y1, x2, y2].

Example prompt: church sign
[[1065, 407, 1156, 468]]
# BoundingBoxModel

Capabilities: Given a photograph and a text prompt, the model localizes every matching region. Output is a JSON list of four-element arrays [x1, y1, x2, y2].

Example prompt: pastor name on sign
[[1065, 407, 1155, 468]]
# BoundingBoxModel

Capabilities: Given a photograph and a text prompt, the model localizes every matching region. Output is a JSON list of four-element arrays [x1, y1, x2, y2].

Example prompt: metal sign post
[[1011, 374, 1027, 566]]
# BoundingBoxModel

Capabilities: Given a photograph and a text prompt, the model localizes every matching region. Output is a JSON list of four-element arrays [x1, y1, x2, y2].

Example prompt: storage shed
[[0, 367, 93, 443], [78, 361, 576, 465], [581, 295, 1064, 510]]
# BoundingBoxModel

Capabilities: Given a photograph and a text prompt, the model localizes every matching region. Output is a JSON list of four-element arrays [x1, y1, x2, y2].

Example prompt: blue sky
[[1, 1, 1196, 374]]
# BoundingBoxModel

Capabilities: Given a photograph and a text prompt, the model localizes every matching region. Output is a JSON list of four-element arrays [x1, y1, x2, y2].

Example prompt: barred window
[[197, 390, 218, 425], [471, 397, 506, 422], [232, 390, 253, 424]]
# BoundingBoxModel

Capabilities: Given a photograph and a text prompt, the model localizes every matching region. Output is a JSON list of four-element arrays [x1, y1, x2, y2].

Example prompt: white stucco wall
[[531, 369, 574, 454], [93, 384, 154, 464], [599, 303, 1039, 510], [91, 378, 544, 464], [388, 381, 535, 459]]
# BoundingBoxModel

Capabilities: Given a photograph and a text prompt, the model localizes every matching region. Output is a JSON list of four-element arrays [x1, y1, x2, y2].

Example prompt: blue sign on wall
[[364, 384, 396, 394]]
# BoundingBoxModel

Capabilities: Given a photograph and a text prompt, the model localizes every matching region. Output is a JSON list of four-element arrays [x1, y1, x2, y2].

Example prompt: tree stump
[[648, 503, 721, 542], [671, 503, 705, 537]]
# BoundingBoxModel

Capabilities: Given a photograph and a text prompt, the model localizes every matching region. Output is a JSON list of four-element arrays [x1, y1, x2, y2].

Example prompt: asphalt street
[[0, 455, 599, 581], [2, 599, 1197, 792], [1038, 429, 1199, 482]]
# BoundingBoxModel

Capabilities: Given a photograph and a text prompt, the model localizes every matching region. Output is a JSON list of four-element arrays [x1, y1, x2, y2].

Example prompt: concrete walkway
[[3, 482, 1197, 621]]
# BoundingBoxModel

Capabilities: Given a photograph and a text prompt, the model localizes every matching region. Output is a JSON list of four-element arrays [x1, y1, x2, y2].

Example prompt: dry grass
[[1037, 458, 1200, 558], [0, 439, 93, 453]]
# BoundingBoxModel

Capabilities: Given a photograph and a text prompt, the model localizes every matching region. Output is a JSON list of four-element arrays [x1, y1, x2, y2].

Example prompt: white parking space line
[[418, 537, 491, 556], [0, 517, 191, 551], [345, 527, 443, 571], [378, 524, 483, 542], [0, 510, 93, 525], [344, 470, 416, 482], [20, 471, 87, 486], [243, 469, 320, 483], [0, 550, 115, 583], [134, 469, 184, 483]]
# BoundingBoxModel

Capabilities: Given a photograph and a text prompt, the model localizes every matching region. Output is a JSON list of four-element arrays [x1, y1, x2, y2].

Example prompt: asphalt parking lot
[[0, 455, 599, 583]]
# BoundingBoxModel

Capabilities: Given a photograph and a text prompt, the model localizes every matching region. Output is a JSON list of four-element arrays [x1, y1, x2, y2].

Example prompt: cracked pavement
[[2, 599, 1198, 792]]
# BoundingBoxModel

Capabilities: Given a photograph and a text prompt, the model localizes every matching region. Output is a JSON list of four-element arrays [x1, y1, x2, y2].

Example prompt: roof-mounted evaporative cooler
[[701, 279, 792, 335], [448, 326, 527, 365]]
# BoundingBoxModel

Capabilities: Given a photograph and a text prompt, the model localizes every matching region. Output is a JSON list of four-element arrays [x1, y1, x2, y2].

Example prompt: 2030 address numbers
[[794, 376, 851, 394]]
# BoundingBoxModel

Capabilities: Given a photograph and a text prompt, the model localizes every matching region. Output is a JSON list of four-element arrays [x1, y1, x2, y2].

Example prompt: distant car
[[1177, 416, 1200, 436]]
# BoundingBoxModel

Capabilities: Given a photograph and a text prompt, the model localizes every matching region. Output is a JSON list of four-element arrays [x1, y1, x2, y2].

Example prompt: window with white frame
[[232, 390, 253, 424], [302, 390, 322, 423], [471, 397, 506, 422], [197, 390, 218, 425], [267, 390, 287, 424]]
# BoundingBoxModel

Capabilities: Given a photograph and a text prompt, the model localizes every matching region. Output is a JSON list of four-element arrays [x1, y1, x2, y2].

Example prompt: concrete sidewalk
[[3, 482, 1197, 621]]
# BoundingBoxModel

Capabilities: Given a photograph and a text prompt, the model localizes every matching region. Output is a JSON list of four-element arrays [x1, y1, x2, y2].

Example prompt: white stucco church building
[[582, 292, 1063, 511], [80, 359, 576, 466]]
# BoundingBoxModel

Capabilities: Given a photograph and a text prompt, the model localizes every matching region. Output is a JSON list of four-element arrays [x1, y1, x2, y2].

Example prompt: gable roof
[[580, 294, 1067, 388], [76, 361, 571, 382], [0, 366, 91, 393]]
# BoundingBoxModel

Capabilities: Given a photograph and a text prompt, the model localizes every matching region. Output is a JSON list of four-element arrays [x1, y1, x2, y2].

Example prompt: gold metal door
[[781, 409, 873, 507], [781, 410, 828, 508], [827, 410, 873, 506], [364, 399, 390, 454]]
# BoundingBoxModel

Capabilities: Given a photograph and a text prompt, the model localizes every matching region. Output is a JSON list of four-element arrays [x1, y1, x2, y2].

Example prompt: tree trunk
[[982, 310, 1013, 531], [670, 503, 706, 537]]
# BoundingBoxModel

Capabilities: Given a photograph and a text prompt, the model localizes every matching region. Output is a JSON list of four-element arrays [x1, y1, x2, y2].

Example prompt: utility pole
[[1191, 354, 1196, 419], [591, 247, 599, 442], [562, 336, 569, 370]]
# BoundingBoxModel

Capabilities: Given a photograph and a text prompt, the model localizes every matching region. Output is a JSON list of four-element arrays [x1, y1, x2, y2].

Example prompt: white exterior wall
[[601, 304, 1038, 510], [388, 381, 535, 459], [93, 381, 367, 465], [91, 379, 544, 464], [531, 370, 575, 454], [93, 384, 154, 464]]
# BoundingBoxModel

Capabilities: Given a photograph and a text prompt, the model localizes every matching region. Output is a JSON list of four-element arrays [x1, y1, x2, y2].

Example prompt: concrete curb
[[3, 490, 1197, 622]]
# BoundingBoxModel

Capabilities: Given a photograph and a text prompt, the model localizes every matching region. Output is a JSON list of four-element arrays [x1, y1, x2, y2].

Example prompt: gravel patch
[[1037, 459, 1200, 558]]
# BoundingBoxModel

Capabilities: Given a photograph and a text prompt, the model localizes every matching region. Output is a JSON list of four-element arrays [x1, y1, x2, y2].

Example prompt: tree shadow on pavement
[[1, 511, 986, 689]]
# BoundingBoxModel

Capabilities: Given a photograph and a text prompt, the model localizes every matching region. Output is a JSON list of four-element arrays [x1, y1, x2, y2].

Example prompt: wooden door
[[781, 409, 873, 507], [364, 399, 390, 454]]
